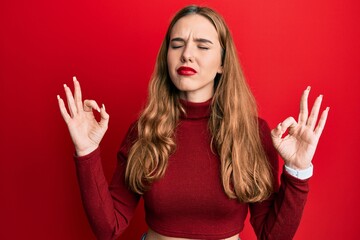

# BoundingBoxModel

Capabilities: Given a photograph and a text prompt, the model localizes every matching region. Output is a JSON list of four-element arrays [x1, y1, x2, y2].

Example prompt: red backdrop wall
[[1, 0, 359, 239]]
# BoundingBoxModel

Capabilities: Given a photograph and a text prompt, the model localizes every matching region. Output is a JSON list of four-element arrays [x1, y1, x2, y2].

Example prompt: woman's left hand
[[271, 87, 330, 170]]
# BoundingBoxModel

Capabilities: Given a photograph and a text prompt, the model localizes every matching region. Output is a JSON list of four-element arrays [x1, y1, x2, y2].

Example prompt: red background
[[1, 0, 359, 239]]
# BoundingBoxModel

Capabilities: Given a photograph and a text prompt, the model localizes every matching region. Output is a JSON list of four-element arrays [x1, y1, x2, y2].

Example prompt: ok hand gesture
[[271, 87, 329, 170], [57, 77, 109, 156]]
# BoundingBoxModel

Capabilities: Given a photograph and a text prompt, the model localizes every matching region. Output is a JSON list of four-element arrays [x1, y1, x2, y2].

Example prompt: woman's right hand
[[57, 76, 109, 156]]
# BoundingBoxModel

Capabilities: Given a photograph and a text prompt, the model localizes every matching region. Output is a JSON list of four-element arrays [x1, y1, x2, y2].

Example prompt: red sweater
[[74, 99, 309, 240]]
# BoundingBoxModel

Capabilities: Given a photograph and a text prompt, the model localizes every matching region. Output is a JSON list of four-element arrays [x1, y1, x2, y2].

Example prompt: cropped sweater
[[74, 99, 309, 240]]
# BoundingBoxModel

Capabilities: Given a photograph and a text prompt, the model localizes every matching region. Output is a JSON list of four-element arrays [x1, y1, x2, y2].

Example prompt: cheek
[[166, 53, 177, 83], [202, 56, 222, 74], [167, 50, 176, 65], [167, 53, 176, 75]]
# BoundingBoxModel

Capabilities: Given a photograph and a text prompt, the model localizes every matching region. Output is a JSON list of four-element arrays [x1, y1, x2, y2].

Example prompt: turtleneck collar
[[179, 98, 212, 120]]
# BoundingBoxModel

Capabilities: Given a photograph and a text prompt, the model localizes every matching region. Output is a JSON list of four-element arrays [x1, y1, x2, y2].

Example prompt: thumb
[[271, 123, 282, 144], [99, 104, 110, 130]]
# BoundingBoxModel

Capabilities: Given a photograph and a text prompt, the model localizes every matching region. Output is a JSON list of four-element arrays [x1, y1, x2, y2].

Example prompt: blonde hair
[[125, 5, 273, 202]]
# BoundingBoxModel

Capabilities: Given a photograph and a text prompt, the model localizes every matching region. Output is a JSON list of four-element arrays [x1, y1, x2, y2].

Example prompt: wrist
[[285, 161, 311, 171], [75, 145, 98, 157]]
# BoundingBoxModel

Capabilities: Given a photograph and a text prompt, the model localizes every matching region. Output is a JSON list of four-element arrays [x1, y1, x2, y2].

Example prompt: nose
[[181, 45, 194, 63]]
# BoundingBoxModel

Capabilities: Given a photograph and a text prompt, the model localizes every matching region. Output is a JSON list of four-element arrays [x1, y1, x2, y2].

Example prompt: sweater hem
[[147, 222, 241, 240]]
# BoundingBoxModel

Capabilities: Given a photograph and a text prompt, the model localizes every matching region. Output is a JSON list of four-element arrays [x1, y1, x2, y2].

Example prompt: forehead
[[170, 14, 219, 40]]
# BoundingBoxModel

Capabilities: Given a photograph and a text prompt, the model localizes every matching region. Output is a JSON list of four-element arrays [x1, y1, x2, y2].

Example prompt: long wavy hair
[[125, 5, 273, 202]]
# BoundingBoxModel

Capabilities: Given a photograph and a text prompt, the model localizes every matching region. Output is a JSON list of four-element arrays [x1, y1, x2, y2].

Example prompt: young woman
[[57, 5, 329, 240]]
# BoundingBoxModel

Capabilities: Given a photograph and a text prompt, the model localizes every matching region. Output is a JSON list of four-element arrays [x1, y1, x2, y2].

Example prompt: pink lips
[[177, 66, 197, 76]]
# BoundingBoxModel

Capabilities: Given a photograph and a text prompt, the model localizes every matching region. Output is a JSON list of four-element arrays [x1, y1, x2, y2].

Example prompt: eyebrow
[[170, 37, 214, 44]]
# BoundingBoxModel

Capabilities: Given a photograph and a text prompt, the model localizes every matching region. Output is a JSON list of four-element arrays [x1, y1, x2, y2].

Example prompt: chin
[[172, 78, 196, 91]]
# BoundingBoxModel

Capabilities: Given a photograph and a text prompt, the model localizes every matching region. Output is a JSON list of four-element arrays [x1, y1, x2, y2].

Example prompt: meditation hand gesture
[[57, 77, 109, 156], [271, 87, 329, 170]]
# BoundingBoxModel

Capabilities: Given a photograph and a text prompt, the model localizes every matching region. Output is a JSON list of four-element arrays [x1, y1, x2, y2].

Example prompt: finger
[[271, 117, 297, 140], [298, 86, 310, 125], [57, 95, 71, 123], [307, 94, 323, 130], [314, 107, 330, 136], [73, 76, 83, 112], [64, 84, 77, 117], [279, 117, 297, 136], [83, 99, 101, 113], [99, 104, 110, 130]]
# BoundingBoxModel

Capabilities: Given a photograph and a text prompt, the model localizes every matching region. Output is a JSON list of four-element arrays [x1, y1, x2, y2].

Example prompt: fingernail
[[307, 86, 311, 91], [63, 84, 67, 88], [73, 76, 77, 82], [326, 106, 330, 111], [57, 95, 60, 100], [102, 104, 105, 110], [319, 94, 323, 98]]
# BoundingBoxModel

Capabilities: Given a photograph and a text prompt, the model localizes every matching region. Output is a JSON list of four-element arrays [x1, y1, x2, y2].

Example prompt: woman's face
[[167, 14, 223, 102]]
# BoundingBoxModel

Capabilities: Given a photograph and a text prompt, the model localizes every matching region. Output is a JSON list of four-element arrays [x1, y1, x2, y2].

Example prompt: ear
[[217, 65, 223, 74]]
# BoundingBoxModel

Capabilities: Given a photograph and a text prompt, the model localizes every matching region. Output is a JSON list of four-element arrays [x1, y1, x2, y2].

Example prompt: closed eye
[[198, 46, 209, 50], [171, 45, 183, 49]]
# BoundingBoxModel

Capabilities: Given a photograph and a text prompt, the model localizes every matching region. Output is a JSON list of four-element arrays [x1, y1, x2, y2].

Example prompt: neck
[[179, 90, 214, 103]]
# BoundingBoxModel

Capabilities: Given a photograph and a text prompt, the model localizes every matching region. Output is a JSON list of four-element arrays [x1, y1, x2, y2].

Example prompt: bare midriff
[[145, 228, 239, 240]]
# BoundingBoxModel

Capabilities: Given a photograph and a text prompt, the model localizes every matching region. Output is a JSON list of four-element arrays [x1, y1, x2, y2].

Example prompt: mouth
[[177, 66, 197, 76]]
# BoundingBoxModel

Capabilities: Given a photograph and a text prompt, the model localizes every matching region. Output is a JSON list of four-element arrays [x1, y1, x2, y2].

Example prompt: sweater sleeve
[[74, 124, 140, 240], [249, 119, 310, 240]]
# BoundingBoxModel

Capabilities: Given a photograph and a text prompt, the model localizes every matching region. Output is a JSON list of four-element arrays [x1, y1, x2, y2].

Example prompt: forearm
[[250, 169, 309, 240], [74, 148, 134, 240]]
